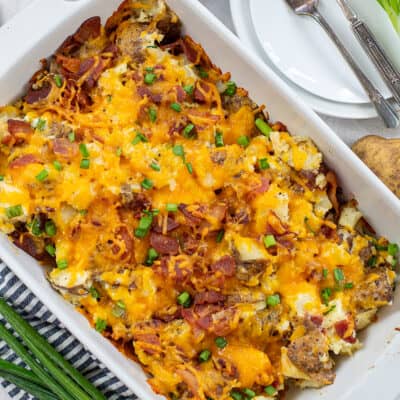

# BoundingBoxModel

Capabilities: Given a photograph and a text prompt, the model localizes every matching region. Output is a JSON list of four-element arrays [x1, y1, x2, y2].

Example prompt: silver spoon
[[285, 0, 399, 128]]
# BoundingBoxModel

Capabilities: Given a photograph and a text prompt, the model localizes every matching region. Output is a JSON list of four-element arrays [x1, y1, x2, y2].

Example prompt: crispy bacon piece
[[133, 333, 161, 355], [3, 120, 33, 146], [266, 211, 287, 236], [194, 291, 225, 305], [52, 138, 78, 159], [178, 204, 203, 226], [25, 84, 51, 104], [210, 255, 236, 277], [9, 154, 40, 168], [150, 233, 179, 255], [74, 16, 101, 44], [115, 225, 134, 261], [136, 86, 162, 104], [13, 234, 44, 261], [152, 217, 180, 234]]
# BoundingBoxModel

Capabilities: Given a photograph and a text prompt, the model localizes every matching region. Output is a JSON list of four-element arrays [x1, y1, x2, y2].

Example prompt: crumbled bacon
[[194, 290, 225, 305], [25, 84, 51, 104], [150, 233, 179, 255], [210, 256, 236, 277], [52, 138, 78, 159], [9, 154, 40, 168]]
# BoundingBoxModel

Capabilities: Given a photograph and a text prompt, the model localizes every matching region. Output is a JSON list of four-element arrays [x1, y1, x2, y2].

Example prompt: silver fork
[[285, 0, 399, 128]]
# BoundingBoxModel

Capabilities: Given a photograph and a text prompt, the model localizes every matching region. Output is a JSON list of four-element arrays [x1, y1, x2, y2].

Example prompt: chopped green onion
[[145, 67, 154, 72], [267, 294, 280, 307], [170, 102, 181, 112], [304, 217, 316, 235], [166, 203, 178, 212], [79, 209, 88, 216], [216, 229, 225, 243], [324, 304, 336, 315], [215, 336, 227, 349], [183, 85, 194, 95], [56, 259, 68, 270], [230, 391, 243, 400], [183, 123, 195, 138], [323, 268, 328, 279], [141, 178, 153, 190], [68, 131, 75, 142], [80, 159, 90, 169], [146, 45, 158, 48], [344, 282, 354, 289], [89, 286, 100, 300], [264, 385, 276, 396], [35, 169, 48, 182], [5, 205, 23, 219], [53, 160, 62, 171], [237, 135, 250, 148], [150, 162, 160, 171], [36, 118, 46, 131], [79, 143, 90, 158], [388, 243, 399, 256], [132, 132, 148, 144], [0, 175, 4, 181], [333, 267, 344, 282], [45, 244, 56, 257], [54, 74, 63, 88], [224, 81, 237, 96], [215, 131, 224, 147], [149, 107, 157, 123], [321, 287, 332, 305], [95, 318, 107, 333], [255, 118, 272, 137], [145, 248, 159, 266], [243, 388, 255, 398], [45, 220, 57, 237], [144, 73, 157, 85], [173, 144, 185, 157], [31, 218, 42, 236], [112, 302, 125, 318], [367, 255, 377, 267], [198, 349, 211, 362], [107, 95, 112, 103], [135, 214, 153, 238], [258, 158, 270, 170], [177, 291, 192, 308], [116, 147, 122, 157], [263, 234, 276, 248], [197, 66, 209, 78], [186, 162, 193, 174]]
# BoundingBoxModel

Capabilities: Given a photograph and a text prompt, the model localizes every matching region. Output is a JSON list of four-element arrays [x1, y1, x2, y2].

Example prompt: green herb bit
[[144, 73, 157, 85], [321, 287, 332, 305], [344, 282, 354, 289], [230, 390, 243, 400], [45, 220, 57, 237], [170, 102, 182, 112], [68, 131, 75, 142], [132, 132, 148, 144], [31, 218, 42, 236], [89, 286, 100, 300], [135, 214, 153, 238], [183, 123, 195, 138], [35, 169, 48, 182], [149, 107, 157, 123], [56, 259, 68, 270], [145, 248, 159, 266], [116, 147, 122, 157], [264, 385, 276, 396], [216, 229, 225, 243], [186, 162, 193, 174], [173, 144, 185, 157], [150, 162, 160, 171], [5, 205, 23, 219], [237, 135, 250, 148], [267, 294, 280, 307], [224, 81, 237, 96], [79, 143, 90, 158], [79, 209, 88, 216], [215, 336, 227, 349], [197, 66, 209, 78], [255, 118, 272, 137], [243, 388, 255, 398], [324, 304, 336, 315], [112, 302, 125, 318], [322, 268, 328, 279], [263, 234, 276, 248], [388, 243, 399, 256], [107, 94, 113, 103], [177, 291, 192, 308], [95, 318, 107, 333], [198, 349, 211, 362], [141, 178, 153, 190], [258, 158, 270, 170], [45, 244, 56, 257], [333, 267, 344, 282], [0, 175, 4, 181], [304, 217, 316, 234], [166, 203, 178, 212], [36, 118, 46, 131], [183, 84, 194, 95], [215, 131, 224, 147], [145, 67, 154, 72], [54, 74, 63, 88], [80, 159, 90, 169], [53, 160, 62, 171], [367, 255, 378, 267]]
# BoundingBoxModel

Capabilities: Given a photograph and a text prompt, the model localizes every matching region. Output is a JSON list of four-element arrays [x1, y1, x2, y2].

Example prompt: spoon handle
[[311, 10, 399, 128]]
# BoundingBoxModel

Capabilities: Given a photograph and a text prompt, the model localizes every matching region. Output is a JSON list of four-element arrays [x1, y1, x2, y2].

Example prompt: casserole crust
[[0, 1, 397, 398]]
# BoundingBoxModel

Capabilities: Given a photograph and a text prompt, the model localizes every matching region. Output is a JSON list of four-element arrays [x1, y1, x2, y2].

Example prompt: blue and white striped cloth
[[0, 262, 137, 400]]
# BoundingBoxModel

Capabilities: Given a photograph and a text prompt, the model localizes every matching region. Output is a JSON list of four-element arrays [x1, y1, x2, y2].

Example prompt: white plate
[[230, 0, 381, 119], [1, 1, 400, 399], [249, 0, 391, 104]]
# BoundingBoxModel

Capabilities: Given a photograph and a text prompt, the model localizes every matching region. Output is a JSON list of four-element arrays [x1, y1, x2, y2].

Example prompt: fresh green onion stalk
[[377, 0, 400, 34]]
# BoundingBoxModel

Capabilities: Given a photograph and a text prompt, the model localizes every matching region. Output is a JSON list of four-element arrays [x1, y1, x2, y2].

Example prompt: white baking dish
[[0, 1, 400, 399]]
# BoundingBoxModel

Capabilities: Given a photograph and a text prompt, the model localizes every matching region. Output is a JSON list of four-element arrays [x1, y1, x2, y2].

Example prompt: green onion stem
[[0, 359, 44, 386]]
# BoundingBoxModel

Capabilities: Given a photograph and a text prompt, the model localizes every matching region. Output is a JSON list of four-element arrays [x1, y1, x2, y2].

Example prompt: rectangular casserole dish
[[0, 1, 400, 399]]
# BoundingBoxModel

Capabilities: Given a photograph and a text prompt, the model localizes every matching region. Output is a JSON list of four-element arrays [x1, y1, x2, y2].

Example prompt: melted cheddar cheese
[[0, 1, 397, 399]]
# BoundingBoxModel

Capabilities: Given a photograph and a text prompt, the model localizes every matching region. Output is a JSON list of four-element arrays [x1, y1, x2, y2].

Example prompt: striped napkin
[[0, 262, 136, 400]]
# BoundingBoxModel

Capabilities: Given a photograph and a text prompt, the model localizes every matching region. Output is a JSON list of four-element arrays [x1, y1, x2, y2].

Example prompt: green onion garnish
[[135, 214, 153, 238], [144, 73, 157, 85], [265, 386, 276, 396], [68, 132, 75, 142], [0, 175, 4, 181], [323, 268, 328, 279], [324, 304, 336, 315], [53, 161, 62, 171], [148, 107, 157, 122], [132, 132, 148, 144], [183, 85, 194, 95], [80, 159, 90, 169], [35, 169, 48, 182], [170, 103, 181, 112], [173, 144, 185, 157], [95, 318, 107, 333], [89, 287, 100, 300], [141, 178, 153, 190], [166, 203, 178, 212], [230, 391, 243, 400], [388, 243, 399, 256], [45, 244, 56, 257], [237, 135, 250, 148], [255, 118, 272, 137], [344, 282, 354, 289], [215, 131, 224, 147], [215, 337, 227, 349], [44, 220, 57, 237], [333, 267, 344, 282], [321, 287, 332, 305], [31, 218, 42, 236], [150, 162, 160, 171], [54, 75, 63, 88], [259, 158, 270, 170], [116, 147, 122, 157], [198, 349, 211, 362], [197, 66, 209, 78], [56, 259, 68, 270], [112, 302, 126, 318], [5, 205, 23, 219], [243, 388, 255, 398], [145, 248, 159, 266], [177, 291, 192, 308], [367, 255, 377, 267], [79, 143, 90, 158], [224, 81, 237, 96], [263, 234, 276, 248], [36, 118, 46, 131], [183, 124, 195, 138], [186, 162, 193, 174], [216, 229, 225, 243], [145, 67, 154, 72], [267, 294, 280, 307]]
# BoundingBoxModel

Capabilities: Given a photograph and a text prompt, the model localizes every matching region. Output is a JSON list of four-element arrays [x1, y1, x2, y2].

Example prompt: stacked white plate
[[230, 0, 400, 119]]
